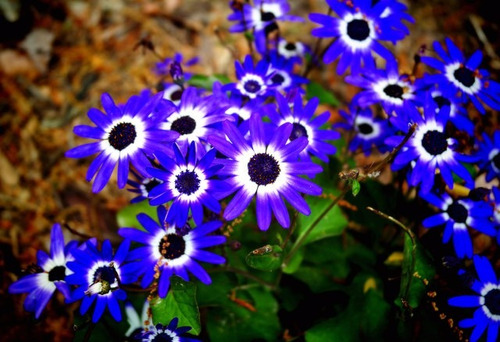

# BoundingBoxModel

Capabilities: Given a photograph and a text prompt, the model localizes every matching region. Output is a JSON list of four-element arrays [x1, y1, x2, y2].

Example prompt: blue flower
[[267, 92, 339, 163], [448, 255, 500, 342], [228, 0, 303, 54], [386, 98, 474, 194], [66, 239, 133, 322], [418, 83, 475, 134], [9, 223, 77, 319], [124, 299, 150, 337], [468, 131, 500, 182], [127, 168, 164, 204], [334, 103, 395, 156], [223, 55, 277, 100], [118, 207, 226, 298], [309, 0, 413, 75], [421, 38, 500, 114], [154, 52, 199, 80], [208, 114, 323, 230], [345, 61, 423, 122], [276, 38, 311, 65], [266, 52, 309, 92], [161, 87, 230, 160], [147, 142, 229, 228], [136, 317, 199, 342], [421, 191, 495, 258], [65, 92, 179, 193]]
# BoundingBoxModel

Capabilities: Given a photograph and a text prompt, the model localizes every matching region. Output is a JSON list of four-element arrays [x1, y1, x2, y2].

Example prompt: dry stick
[[358, 123, 417, 181], [365, 206, 417, 305], [63, 222, 93, 240]]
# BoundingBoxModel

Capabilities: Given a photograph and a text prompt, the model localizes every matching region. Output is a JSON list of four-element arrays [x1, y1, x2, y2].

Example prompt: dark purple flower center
[[170, 89, 183, 102], [261, 11, 276, 22], [383, 84, 404, 99], [175, 170, 200, 195], [422, 130, 448, 156], [347, 19, 370, 41], [248, 153, 280, 185], [290, 123, 308, 141], [171, 116, 196, 135], [485, 289, 500, 316], [48, 265, 66, 282], [453, 66, 476, 88], [446, 201, 468, 223], [357, 123, 374, 135], [152, 332, 175, 342], [492, 152, 500, 170], [159, 234, 186, 260], [433, 95, 451, 109], [93, 266, 116, 285], [271, 73, 285, 85], [285, 42, 296, 51], [108, 122, 137, 151], [243, 80, 262, 94]]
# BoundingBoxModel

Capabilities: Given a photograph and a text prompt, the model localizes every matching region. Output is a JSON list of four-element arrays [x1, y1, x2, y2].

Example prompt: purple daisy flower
[[9, 223, 77, 319], [276, 38, 311, 64], [154, 52, 199, 80], [448, 255, 500, 342], [160, 87, 229, 160], [222, 55, 277, 100], [386, 98, 474, 194], [419, 83, 475, 134], [208, 114, 323, 230], [266, 52, 309, 92], [468, 131, 500, 182], [136, 317, 199, 342], [147, 142, 229, 228], [66, 239, 133, 323], [127, 168, 164, 204], [228, 0, 303, 54], [65, 92, 179, 193], [421, 38, 500, 114], [118, 207, 226, 298], [421, 191, 495, 258], [345, 61, 423, 122], [309, 0, 413, 75], [334, 104, 395, 156], [267, 92, 339, 162]]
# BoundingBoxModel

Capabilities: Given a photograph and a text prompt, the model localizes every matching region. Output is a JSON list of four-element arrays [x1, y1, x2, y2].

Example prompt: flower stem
[[282, 187, 350, 268]]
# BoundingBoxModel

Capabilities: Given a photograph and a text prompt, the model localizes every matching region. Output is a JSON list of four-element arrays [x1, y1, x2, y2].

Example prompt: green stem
[[282, 187, 349, 268], [366, 206, 416, 302]]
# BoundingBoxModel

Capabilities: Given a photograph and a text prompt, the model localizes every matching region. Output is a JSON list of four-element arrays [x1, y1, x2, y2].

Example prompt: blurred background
[[1, 0, 499, 340]]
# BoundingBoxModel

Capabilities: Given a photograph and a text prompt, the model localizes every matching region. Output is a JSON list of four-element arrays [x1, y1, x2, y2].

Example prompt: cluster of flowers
[[8, 0, 500, 341]]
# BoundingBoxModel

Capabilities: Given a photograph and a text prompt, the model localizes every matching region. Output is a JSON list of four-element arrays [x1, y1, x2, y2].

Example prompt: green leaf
[[282, 247, 304, 274], [306, 81, 340, 107], [306, 273, 390, 342], [150, 276, 201, 335], [205, 287, 280, 342], [351, 180, 361, 197], [245, 244, 283, 271], [397, 233, 435, 309], [187, 74, 231, 90], [295, 195, 348, 246], [116, 201, 158, 229]]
